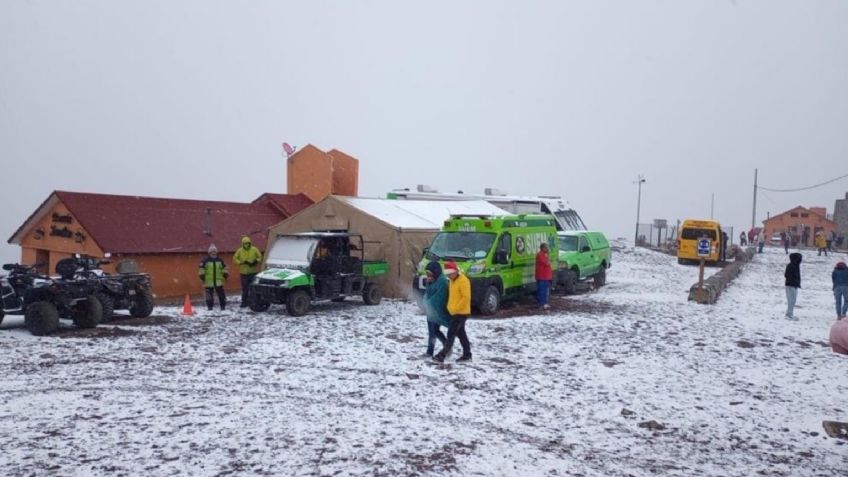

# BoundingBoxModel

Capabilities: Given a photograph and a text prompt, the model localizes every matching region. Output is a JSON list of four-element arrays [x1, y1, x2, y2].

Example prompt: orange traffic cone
[[182, 294, 194, 316]]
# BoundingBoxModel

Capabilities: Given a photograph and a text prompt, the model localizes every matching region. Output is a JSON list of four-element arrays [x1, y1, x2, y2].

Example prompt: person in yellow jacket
[[815, 232, 828, 257], [434, 261, 472, 362], [233, 236, 263, 307]]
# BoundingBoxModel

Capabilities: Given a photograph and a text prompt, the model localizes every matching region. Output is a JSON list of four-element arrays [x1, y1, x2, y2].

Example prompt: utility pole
[[710, 193, 714, 219], [751, 168, 758, 230], [635, 175, 646, 245]]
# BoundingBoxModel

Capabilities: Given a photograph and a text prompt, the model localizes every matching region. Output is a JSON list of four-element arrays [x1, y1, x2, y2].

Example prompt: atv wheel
[[129, 289, 155, 318], [286, 290, 311, 316], [25, 301, 60, 336], [593, 266, 607, 288], [96, 292, 115, 321], [561, 270, 577, 294], [478, 285, 500, 315], [73, 295, 103, 329], [249, 296, 271, 312], [363, 283, 382, 305]]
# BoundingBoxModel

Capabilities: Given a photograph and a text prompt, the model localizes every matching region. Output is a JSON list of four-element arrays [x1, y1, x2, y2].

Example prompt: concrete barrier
[[688, 247, 755, 304]]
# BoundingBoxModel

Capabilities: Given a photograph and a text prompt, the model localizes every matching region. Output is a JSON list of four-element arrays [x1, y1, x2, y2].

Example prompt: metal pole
[[751, 168, 758, 230], [635, 175, 645, 245], [710, 193, 714, 219]]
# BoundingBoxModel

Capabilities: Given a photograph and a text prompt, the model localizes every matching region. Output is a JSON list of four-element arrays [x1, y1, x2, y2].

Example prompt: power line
[[758, 172, 848, 193]]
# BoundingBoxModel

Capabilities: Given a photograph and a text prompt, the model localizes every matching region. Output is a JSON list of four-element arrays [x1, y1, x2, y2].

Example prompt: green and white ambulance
[[415, 214, 559, 315]]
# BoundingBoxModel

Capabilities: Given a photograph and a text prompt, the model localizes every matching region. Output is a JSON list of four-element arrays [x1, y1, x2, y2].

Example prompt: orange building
[[7, 191, 312, 301], [762, 206, 837, 247], [286, 144, 359, 202]]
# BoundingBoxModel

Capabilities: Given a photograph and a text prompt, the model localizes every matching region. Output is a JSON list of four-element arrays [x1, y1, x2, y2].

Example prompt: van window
[[578, 236, 588, 251], [429, 232, 497, 261], [497, 233, 511, 261], [559, 235, 578, 252], [681, 228, 717, 240]]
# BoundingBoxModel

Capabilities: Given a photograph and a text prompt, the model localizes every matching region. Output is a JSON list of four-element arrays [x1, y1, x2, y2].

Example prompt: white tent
[[266, 196, 507, 298]]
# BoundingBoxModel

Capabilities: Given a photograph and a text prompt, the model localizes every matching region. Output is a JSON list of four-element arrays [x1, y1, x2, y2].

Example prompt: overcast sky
[[2, 0, 847, 264]]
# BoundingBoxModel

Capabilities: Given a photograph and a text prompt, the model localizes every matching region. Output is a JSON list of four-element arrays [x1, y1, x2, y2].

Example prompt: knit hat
[[241, 236, 252, 245], [208, 244, 218, 254], [426, 260, 443, 279], [837, 261, 847, 269], [443, 261, 459, 275]]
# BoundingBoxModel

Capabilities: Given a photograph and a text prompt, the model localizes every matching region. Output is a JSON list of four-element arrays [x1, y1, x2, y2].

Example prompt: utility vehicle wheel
[[286, 290, 311, 316], [593, 266, 607, 288], [96, 292, 115, 321], [363, 283, 382, 305], [561, 270, 577, 294], [249, 297, 271, 312], [478, 285, 500, 316], [129, 289, 155, 318], [73, 295, 103, 329], [25, 301, 60, 336]]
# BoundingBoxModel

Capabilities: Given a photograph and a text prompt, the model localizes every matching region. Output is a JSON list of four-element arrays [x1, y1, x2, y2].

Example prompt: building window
[[790, 213, 798, 217], [801, 213, 809, 218]]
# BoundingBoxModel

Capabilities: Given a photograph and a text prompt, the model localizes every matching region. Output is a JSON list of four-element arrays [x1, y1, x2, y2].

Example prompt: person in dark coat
[[739, 231, 747, 246], [784, 252, 802, 320], [423, 261, 449, 357], [832, 261, 848, 319], [199, 244, 229, 311], [781, 231, 789, 254]]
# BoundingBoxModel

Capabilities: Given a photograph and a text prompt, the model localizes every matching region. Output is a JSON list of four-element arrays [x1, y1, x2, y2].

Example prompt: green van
[[555, 231, 611, 293], [414, 214, 559, 315]]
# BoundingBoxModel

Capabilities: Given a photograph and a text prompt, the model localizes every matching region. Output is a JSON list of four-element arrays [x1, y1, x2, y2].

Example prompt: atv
[[1, 260, 103, 336], [71, 254, 155, 319], [249, 232, 389, 316]]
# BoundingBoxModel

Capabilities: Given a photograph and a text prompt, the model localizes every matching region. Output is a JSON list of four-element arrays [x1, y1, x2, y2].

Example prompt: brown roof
[[8, 191, 310, 254], [763, 206, 836, 225], [252, 193, 314, 217]]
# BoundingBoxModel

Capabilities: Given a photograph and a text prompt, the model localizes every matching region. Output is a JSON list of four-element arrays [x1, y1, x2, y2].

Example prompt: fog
[[2, 0, 847, 264]]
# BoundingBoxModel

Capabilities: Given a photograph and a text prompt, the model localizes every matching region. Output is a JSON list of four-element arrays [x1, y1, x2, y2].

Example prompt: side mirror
[[581, 246, 591, 253]]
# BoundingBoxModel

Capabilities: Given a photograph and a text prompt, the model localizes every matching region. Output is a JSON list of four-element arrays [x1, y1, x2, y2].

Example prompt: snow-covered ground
[[1, 246, 846, 476]]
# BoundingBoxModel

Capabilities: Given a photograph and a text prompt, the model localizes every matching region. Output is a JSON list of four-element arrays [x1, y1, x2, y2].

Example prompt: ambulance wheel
[[478, 285, 500, 316]]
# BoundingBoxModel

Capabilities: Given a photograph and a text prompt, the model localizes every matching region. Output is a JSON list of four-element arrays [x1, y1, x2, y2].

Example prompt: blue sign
[[697, 238, 711, 257]]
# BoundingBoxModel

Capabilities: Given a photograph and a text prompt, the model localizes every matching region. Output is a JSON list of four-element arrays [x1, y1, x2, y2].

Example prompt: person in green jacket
[[423, 261, 449, 357], [233, 236, 263, 308], [199, 244, 229, 311]]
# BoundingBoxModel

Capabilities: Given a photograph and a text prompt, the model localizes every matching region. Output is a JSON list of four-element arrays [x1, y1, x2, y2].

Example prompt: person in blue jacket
[[832, 261, 848, 319], [423, 261, 449, 357]]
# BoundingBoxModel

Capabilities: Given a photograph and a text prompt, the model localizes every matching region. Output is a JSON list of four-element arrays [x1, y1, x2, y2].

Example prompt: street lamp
[[635, 175, 646, 245]]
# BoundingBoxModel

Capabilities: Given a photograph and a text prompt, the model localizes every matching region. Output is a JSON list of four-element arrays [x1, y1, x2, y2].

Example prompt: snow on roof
[[336, 197, 508, 230]]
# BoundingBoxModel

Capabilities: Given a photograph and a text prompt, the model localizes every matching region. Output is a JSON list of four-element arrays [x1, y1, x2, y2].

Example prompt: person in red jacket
[[535, 243, 553, 309]]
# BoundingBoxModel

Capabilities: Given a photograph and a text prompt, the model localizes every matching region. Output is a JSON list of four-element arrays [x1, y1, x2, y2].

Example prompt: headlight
[[467, 262, 485, 275]]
